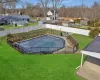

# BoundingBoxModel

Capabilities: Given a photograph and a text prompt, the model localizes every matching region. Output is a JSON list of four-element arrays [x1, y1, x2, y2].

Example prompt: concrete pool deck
[[46, 34, 74, 54]]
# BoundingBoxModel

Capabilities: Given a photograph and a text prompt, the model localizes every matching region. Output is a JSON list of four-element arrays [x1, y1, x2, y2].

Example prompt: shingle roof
[[8, 15, 30, 19], [0, 15, 30, 20], [83, 36, 100, 53]]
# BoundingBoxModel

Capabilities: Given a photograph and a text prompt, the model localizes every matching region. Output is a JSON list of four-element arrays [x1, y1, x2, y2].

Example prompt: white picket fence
[[0, 24, 90, 37]]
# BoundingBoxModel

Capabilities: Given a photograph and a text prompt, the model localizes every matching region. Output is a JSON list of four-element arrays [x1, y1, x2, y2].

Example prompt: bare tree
[[38, 0, 50, 19], [32, 4, 43, 17], [2, 0, 20, 13], [50, 0, 65, 20], [0, 0, 3, 13]]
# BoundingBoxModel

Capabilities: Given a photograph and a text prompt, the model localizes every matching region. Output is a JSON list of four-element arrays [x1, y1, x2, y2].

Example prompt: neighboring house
[[0, 16, 8, 25], [7, 15, 30, 26], [62, 20, 75, 27], [58, 17, 80, 21], [62, 20, 82, 28], [0, 14, 30, 26], [46, 10, 53, 20], [80, 19, 89, 26], [46, 10, 59, 21]]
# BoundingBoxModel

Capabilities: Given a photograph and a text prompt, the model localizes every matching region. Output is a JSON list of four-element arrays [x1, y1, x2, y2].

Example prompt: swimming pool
[[14, 35, 65, 54]]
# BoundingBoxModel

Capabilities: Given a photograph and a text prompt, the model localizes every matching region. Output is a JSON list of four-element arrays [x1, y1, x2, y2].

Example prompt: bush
[[95, 22, 100, 27], [7, 34, 13, 38], [89, 28, 100, 38], [75, 19, 80, 23], [88, 20, 99, 27]]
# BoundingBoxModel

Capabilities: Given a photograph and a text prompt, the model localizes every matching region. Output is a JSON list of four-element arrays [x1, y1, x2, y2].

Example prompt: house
[[80, 19, 89, 26], [0, 15, 8, 25], [62, 20, 76, 27], [77, 36, 100, 80], [80, 18, 89, 26], [58, 17, 80, 21], [0, 14, 30, 26], [7, 15, 30, 26], [46, 10, 59, 21], [46, 10, 53, 20]]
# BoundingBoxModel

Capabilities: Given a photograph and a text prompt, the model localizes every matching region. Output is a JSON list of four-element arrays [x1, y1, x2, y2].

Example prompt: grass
[[0, 34, 93, 80], [79, 26, 89, 29], [27, 22, 38, 26], [0, 22, 38, 30], [0, 24, 24, 30], [72, 34, 93, 50]]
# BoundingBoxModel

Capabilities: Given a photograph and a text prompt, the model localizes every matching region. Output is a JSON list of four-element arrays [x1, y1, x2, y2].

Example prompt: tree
[[50, 0, 65, 20], [92, 2, 100, 27], [38, 0, 50, 19], [32, 4, 43, 17], [89, 28, 100, 38], [3, 0, 20, 13], [0, 0, 3, 14], [59, 5, 66, 17]]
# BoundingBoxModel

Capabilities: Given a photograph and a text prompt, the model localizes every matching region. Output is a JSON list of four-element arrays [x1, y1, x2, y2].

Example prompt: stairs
[[77, 57, 100, 80]]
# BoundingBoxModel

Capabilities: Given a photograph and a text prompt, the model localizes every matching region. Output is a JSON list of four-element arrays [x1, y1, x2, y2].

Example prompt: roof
[[0, 15, 8, 20], [47, 11, 53, 16], [0, 15, 30, 20], [8, 15, 30, 19], [83, 36, 100, 53]]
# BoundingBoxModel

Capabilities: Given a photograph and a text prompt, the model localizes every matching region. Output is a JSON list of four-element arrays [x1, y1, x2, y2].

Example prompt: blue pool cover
[[14, 35, 65, 54]]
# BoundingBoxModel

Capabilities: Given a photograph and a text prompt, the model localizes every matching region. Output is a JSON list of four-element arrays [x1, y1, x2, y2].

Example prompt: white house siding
[[47, 11, 53, 16], [46, 17, 51, 20], [81, 50, 100, 59]]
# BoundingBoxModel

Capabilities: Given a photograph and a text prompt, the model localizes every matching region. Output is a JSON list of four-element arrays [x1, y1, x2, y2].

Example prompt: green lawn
[[0, 24, 24, 30], [0, 22, 38, 30], [27, 22, 38, 26], [0, 34, 92, 80], [72, 34, 93, 50], [79, 26, 89, 30]]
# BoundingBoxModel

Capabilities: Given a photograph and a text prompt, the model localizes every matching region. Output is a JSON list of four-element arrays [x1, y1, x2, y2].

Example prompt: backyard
[[0, 22, 38, 30], [0, 34, 92, 80]]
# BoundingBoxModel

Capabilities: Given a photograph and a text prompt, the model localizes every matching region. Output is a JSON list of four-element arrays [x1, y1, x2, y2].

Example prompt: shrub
[[89, 28, 100, 38], [95, 22, 100, 27], [75, 19, 80, 23], [88, 20, 100, 27], [7, 34, 13, 38]]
